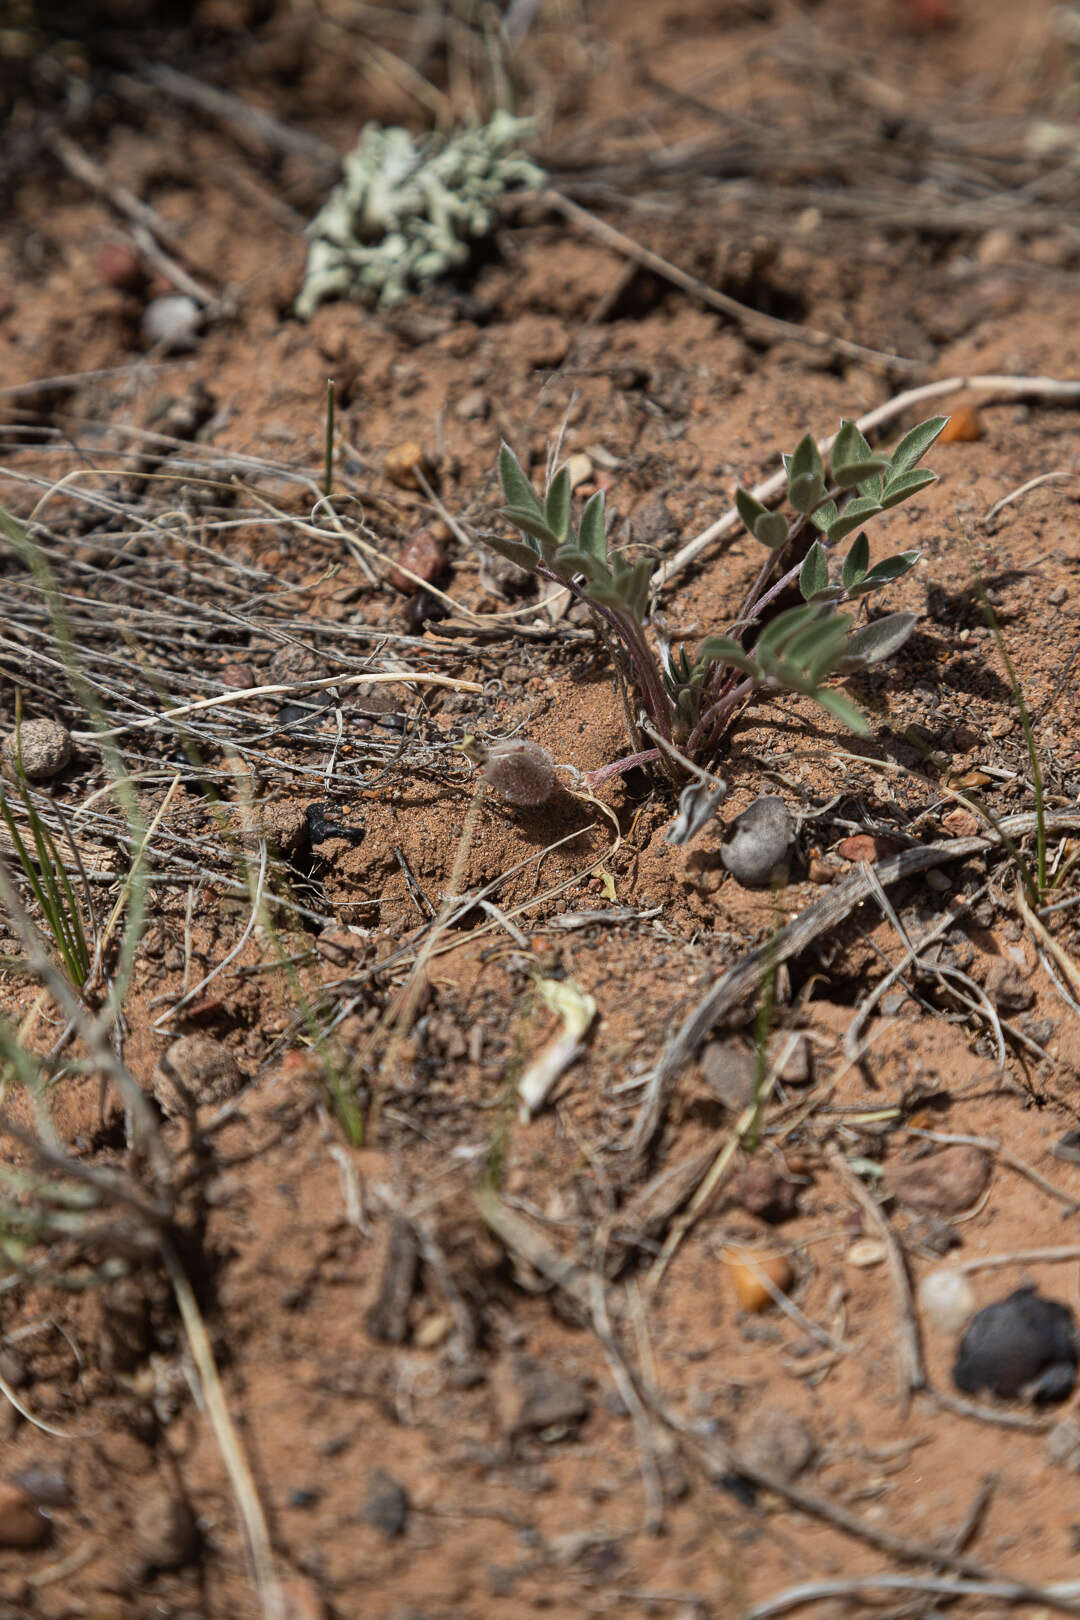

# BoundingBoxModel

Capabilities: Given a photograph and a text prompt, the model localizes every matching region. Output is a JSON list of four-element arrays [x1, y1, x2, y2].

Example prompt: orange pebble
[[385, 441, 433, 489], [723, 1249, 794, 1312], [937, 405, 983, 444], [837, 834, 897, 863]]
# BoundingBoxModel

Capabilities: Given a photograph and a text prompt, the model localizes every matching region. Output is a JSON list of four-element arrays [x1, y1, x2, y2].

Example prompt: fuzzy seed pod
[[483, 740, 554, 806]]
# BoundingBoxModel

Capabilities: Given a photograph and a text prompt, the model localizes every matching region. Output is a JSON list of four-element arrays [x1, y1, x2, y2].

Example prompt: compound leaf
[[789, 432, 825, 485], [789, 471, 828, 515], [787, 434, 826, 514], [755, 603, 821, 664], [626, 557, 655, 621], [831, 419, 874, 470], [694, 635, 754, 676], [554, 546, 606, 582]]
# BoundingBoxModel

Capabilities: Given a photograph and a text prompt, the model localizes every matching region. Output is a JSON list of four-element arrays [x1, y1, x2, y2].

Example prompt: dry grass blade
[[0, 858, 170, 1185], [161, 1241, 282, 1619], [81, 670, 481, 743]]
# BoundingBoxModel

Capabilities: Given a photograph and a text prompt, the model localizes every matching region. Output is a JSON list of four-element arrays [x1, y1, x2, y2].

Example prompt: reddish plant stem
[[584, 748, 662, 789], [686, 675, 755, 759], [537, 566, 673, 739]]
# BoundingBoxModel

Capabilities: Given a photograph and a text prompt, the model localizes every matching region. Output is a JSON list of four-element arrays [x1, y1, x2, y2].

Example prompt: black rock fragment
[[306, 802, 364, 845], [953, 1285, 1077, 1403]]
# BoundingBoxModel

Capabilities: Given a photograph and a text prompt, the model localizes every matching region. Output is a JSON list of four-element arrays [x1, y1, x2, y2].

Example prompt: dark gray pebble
[[720, 795, 793, 887], [953, 1285, 1077, 1402], [363, 1469, 409, 1538]]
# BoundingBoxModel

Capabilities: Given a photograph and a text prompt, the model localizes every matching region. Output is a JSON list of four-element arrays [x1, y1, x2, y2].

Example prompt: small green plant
[[484, 417, 947, 782], [0, 739, 93, 990]]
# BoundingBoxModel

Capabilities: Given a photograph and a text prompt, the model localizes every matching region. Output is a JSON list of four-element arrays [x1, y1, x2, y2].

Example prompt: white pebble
[[142, 295, 201, 353], [919, 1268, 976, 1334]]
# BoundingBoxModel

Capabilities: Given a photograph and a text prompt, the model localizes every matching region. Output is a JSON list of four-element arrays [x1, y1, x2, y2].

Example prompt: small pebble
[[807, 856, 837, 883], [919, 1268, 976, 1334], [976, 227, 1017, 268], [700, 1042, 756, 1111], [727, 1159, 799, 1223], [97, 243, 144, 292], [885, 1145, 990, 1214], [566, 452, 593, 489], [10, 1464, 69, 1507], [723, 1249, 794, 1313], [953, 1285, 1077, 1402], [720, 796, 792, 887], [770, 1031, 812, 1084], [736, 1407, 815, 1483], [1, 718, 72, 781], [362, 1470, 409, 1539], [219, 662, 257, 689], [1049, 584, 1068, 606], [982, 960, 1035, 1014], [277, 698, 332, 732], [414, 1312, 451, 1348], [153, 1034, 243, 1116], [286, 1487, 320, 1510], [0, 1482, 48, 1548], [938, 404, 983, 443], [234, 800, 309, 857], [633, 492, 676, 545], [133, 1487, 197, 1570], [385, 441, 432, 490], [846, 1239, 887, 1268], [267, 644, 322, 685], [836, 833, 895, 863], [142, 294, 201, 353], [455, 387, 489, 420], [492, 1355, 589, 1436], [1047, 1417, 1080, 1472], [406, 588, 449, 631], [942, 807, 979, 837], [390, 529, 446, 595]]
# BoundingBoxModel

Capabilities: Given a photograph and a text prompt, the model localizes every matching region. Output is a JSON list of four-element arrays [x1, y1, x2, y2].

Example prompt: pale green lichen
[[295, 114, 544, 318]]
